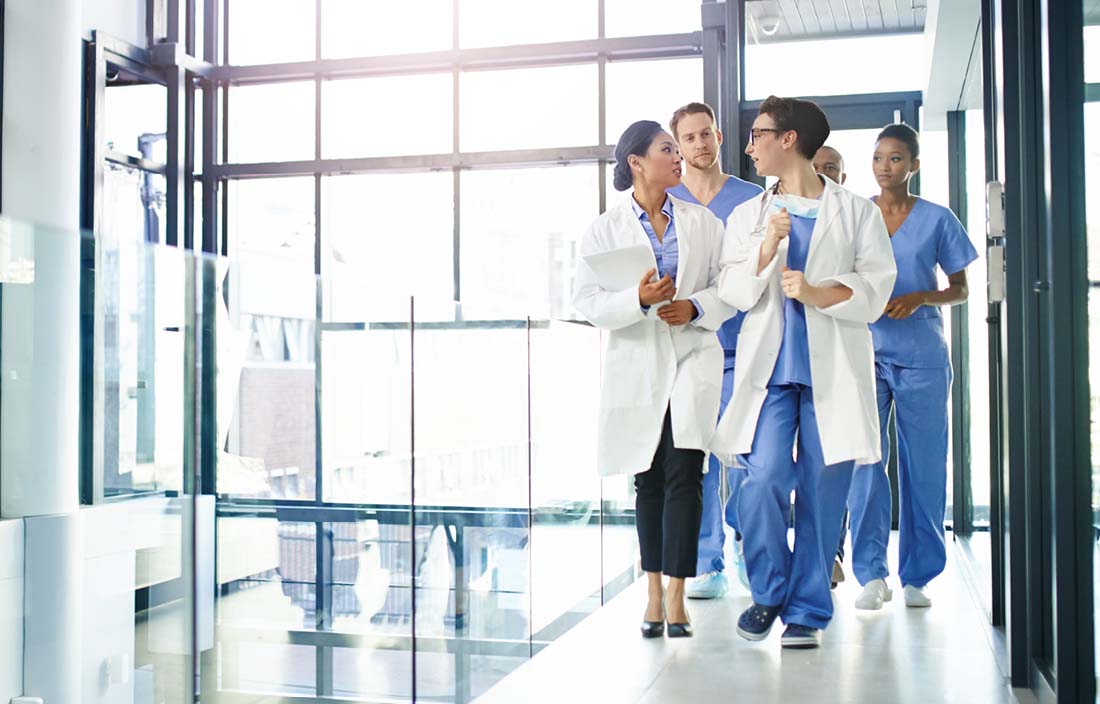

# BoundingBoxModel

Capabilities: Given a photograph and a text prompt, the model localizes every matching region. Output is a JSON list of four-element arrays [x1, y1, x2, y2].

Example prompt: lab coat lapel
[[806, 179, 841, 267], [670, 198, 687, 291]]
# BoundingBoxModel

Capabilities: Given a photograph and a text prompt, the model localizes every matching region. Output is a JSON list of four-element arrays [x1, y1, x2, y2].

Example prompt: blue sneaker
[[780, 623, 820, 649], [736, 603, 780, 641], [731, 535, 750, 590], [686, 571, 729, 599]]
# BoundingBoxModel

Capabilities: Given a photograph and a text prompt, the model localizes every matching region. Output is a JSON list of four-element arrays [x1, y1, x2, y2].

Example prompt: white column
[[1, 2, 84, 702], [22, 515, 81, 704], [0, 0, 82, 518]]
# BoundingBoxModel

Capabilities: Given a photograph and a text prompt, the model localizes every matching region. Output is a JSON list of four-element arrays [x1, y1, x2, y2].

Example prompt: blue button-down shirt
[[631, 196, 702, 321]]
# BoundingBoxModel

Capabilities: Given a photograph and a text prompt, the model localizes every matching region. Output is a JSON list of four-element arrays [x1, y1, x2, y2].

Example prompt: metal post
[[723, 0, 743, 176], [947, 109, 973, 535]]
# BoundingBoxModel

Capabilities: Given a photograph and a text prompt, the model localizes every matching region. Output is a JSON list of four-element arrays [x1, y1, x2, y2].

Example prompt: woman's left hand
[[657, 300, 696, 326], [884, 292, 926, 319], [781, 267, 816, 306]]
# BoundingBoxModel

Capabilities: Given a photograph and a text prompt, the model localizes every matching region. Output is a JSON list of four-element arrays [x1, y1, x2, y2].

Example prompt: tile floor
[[476, 534, 1017, 704]]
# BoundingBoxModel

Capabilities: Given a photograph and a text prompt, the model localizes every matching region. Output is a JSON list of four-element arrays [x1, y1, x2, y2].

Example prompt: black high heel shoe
[[640, 620, 665, 638], [666, 622, 693, 638]]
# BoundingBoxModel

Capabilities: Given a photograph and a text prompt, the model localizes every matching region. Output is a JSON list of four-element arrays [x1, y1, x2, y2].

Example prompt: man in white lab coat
[[712, 97, 896, 649]]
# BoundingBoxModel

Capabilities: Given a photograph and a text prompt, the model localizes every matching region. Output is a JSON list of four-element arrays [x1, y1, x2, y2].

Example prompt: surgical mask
[[772, 192, 821, 219]]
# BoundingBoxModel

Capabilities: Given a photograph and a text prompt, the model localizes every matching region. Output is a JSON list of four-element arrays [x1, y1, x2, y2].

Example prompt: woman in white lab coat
[[710, 96, 896, 649], [573, 120, 734, 639]]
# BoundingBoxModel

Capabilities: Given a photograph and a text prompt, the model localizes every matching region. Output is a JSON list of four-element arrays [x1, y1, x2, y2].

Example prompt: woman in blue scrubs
[[712, 96, 896, 650], [848, 123, 978, 610]]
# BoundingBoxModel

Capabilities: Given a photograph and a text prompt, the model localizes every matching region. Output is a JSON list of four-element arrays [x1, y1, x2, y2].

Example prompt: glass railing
[[0, 214, 638, 704]]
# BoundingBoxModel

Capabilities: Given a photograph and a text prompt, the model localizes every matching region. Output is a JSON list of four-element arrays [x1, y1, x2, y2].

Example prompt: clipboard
[[582, 244, 660, 291]]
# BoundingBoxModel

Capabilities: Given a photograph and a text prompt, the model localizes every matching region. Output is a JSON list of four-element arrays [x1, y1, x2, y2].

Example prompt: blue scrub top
[[668, 176, 763, 369], [870, 197, 979, 368], [770, 213, 816, 386]]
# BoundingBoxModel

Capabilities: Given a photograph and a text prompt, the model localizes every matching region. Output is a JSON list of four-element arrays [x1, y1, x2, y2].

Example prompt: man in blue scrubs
[[666, 102, 763, 600], [812, 144, 850, 590]]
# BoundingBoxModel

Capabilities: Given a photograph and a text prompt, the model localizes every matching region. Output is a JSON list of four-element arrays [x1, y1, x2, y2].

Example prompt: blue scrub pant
[[737, 384, 854, 629], [848, 362, 950, 588], [696, 366, 743, 575]]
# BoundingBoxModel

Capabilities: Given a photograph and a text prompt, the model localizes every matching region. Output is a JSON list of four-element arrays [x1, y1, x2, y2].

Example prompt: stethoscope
[[750, 181, 783, 236]]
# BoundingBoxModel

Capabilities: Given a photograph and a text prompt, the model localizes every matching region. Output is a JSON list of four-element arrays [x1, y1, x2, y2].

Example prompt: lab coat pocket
[[601, 337, 658, 409]]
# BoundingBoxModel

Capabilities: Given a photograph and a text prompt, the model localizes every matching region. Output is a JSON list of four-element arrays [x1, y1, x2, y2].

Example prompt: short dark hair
[[669, 102, 717, 140], [876, 122, 920, 160], [757, 95, 830, 160]]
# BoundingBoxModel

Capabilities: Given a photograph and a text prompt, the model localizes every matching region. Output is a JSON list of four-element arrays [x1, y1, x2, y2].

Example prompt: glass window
[[228, 0, 316, 65], [228, 177, 316, 320], [744, 34, 925, 100], [93, 182, 184, 498], [460, 165, 598, 319], [1085, 25, 1100, 84], [322, 0, 453, 58], [814, 127, 880, 199], [321, 172, 454, 322], [104, 82, 167, 162], [321, 328, 412, 505], [229, 81, 316, 163], [321, 73, 453, 159], [458, 0, 595, 48], [1087, 101, 1100, 282], [604, 0, 701, 38], [605, 58, 703, 146], [1085, 100, 1100, 578], [917, 113, 950, 208], [460, 65, 598, 152], [604, 163, 633, 210]]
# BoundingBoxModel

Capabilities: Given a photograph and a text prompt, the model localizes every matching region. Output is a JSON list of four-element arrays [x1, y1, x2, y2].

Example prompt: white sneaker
[[855, 578, 893, 610], [904, 585, 932, 607], [686, 571, 729, 599]]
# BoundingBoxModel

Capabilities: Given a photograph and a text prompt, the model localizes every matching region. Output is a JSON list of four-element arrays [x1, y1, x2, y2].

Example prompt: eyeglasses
[[749, 127, 784, 145]]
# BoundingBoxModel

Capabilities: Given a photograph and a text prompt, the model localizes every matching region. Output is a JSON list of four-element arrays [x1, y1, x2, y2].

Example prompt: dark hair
[[876, 122, 920, 160], [669, 102, 717, 140], [613, 120, 664, 191], [757, 95, 830, 160]]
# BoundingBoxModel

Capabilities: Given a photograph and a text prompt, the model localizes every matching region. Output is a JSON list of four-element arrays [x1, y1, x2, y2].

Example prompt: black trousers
[[634, 411, 705, 578]]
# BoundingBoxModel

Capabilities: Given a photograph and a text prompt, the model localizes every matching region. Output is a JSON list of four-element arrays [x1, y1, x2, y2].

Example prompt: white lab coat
[[574, 194, 736, 477], [710, 177, 897, 467]]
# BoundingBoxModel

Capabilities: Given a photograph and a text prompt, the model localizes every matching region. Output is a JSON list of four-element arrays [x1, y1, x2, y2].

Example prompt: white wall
[[83, 0, 146, 47], [0, 520, 23, 704], [924, 0, 983, 115]]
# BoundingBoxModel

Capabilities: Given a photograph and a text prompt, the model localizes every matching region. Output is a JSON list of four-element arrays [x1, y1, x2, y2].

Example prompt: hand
[[765, 208, 790, 245], [884, 292, 926, 319], [780, 267, 815, 305], [657, 300, 696, 326], [639, 268, 675, 307], [758, 208, 790, 272]]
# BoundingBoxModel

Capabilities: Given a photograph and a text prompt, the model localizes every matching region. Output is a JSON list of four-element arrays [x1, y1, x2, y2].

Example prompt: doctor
[[666, 101, 763, 600], [848, 123, 978, 611], [711, 96, 896, 649], [574, 120, 735, 639]]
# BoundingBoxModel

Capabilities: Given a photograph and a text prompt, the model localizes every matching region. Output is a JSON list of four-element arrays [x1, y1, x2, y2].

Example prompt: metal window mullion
[[212, 34, 703, 85], [724, 0, 745, 177], [453, 60, 461, 308], [947, 109, 972, 535], [597, 32, 607, 213], [166, 63, 188, 246]]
